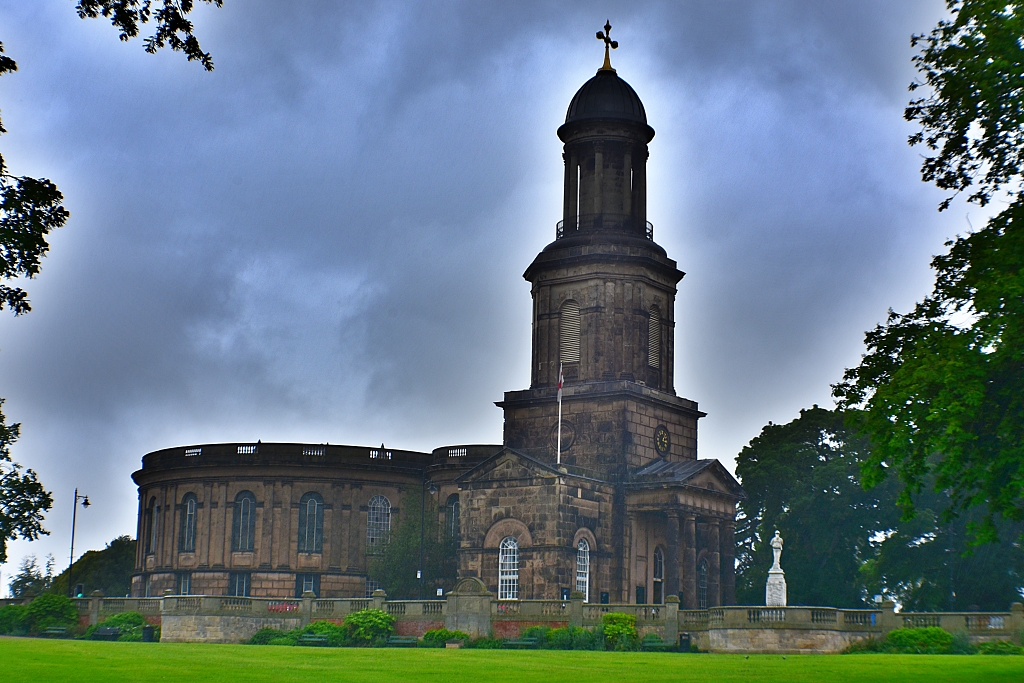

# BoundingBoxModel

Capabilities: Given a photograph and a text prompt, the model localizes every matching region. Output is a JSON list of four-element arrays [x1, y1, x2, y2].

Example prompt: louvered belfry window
[[560, 300, 581, 363], [648, 305, 661, 368]]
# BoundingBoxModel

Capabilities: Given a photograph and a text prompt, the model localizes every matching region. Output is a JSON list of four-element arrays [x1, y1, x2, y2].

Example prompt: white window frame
[[367, 495, 392, 549], [576, 539, 590, 602], [498, 536, 519, 600]]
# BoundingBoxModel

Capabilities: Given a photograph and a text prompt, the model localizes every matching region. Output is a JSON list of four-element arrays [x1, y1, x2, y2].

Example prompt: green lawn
[[3, 637, 1024, 682]]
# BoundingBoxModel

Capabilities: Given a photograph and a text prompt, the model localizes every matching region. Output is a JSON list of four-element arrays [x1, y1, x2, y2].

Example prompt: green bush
[[520, 625, 550, 643], [248, 627, 285, 645], [25, 594, 77, 634], [547, 626, 601, 650], [268, 636, 296, 646], [84, 611, 153, 641], [0, 605, 29, 635], [977, 640, 1024, 655], [302, 620, 350, 647], [885, 627, 954, 654], [844, 636, 886, 654], [601, 613, 638, 651], [947, 631, 978, 655], [343, 608, 395, 645], [422, 628, 469, 647], [467, 637, 503, 649]]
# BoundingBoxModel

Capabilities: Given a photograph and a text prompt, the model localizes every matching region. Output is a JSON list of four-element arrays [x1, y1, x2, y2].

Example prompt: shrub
[[25, 594, 77, 634], [601, 612, 637, 651], [84, 611, 150, 641], [977, 640, 1024, 655], [249, 627, 284, 645], [547, 626, 600, 650], [947, 631, 977, 655], [422, 628, 469, 647], [884, 627, 954, 654], [520, 625, 550, 643], [0, 605, 29, 635], [343, 608, 395, 644], [302, 620, 350, 647], [467, 637, 503, 649]]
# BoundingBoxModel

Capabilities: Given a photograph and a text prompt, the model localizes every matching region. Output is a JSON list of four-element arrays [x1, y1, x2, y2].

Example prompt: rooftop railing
[[556, 213, 653, 240]]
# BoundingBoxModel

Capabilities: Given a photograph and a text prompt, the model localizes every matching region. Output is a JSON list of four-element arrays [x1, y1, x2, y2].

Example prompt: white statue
[[765, 531, 787, 607], [770, 530, 784, 571]]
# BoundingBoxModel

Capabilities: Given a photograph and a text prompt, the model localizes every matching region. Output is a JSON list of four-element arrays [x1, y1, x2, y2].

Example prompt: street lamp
[[419, 479, 439, 599], [67, 488, 90, 597]]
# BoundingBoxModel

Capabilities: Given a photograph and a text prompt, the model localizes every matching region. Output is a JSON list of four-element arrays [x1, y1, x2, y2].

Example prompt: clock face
[[655, 426, 671, 455]]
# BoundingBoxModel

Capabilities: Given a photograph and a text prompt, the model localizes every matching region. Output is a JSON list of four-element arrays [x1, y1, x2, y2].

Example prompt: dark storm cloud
[[0, 0, 958, 588]]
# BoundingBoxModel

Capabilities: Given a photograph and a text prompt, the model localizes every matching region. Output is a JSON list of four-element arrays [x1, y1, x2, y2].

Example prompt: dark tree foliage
[[75, 0, 224, 71], [833, 1, 1024, 542], [736, 407, 1024, 610], [8, 553, 54, 598], [0, 398, 52, 565], [367, 490, 457, 599], [0, 44, 69, 317], [735, 407, 894, 607], [862, 494, 1024, 611], [51, 536, 137, 597]]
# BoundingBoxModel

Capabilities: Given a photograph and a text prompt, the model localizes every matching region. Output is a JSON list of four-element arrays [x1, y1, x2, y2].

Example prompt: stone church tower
[[457, 36, 745, 608]]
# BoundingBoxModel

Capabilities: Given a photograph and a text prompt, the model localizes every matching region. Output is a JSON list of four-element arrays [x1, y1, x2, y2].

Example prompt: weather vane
[[596, 21, 618, 72]]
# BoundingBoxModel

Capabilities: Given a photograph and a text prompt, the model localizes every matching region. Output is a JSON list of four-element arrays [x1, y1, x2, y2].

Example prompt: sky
[[0, 0, 976, 593]]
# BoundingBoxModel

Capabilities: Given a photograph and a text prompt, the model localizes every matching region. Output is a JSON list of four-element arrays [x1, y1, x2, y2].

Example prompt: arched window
[[576, 539, 590, 602], [179, 493, 197, 553], [232, 491, 257, 552], [648, 305, 661, 368], [560, 300, 581, 364], [367, 495, 391, 549], [498, 536, 519, 600], [145, 497, 157, 554], [297, 492, 324, 553], [652, 546, 664, 604], [445, 494, 460, 542], [698, 558, 709, 610]]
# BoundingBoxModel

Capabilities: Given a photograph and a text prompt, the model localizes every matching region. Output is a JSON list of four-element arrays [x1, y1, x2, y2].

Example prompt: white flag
[[557, 364, 563, 402]]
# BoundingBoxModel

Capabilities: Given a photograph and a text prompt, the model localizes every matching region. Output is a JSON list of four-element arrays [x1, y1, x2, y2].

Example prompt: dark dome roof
[[565, 69, 647, 125]]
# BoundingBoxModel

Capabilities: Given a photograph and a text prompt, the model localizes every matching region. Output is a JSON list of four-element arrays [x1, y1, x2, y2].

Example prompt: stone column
[[708, 521, 721, 607], [682, 515, 697, 609], [625, 512, 637, 604], [720, 521, 735, 606], [665, 513, 680, 600]]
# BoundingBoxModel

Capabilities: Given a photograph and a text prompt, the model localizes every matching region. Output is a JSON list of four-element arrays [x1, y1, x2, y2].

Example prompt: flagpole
[[557, 363, 563, 466]]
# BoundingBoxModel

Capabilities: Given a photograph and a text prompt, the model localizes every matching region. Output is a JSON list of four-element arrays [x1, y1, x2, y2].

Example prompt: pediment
[[456, 448, 560, 485], [630, 458, 746, 499]]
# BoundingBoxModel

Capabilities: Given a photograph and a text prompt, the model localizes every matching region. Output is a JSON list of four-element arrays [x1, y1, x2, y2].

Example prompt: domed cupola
[[562, 69, 648, 128]]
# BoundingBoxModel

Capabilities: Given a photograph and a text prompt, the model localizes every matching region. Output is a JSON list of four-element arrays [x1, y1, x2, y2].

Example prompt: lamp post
[[419, 479, 438, 599], [67, 488, 90, 597]]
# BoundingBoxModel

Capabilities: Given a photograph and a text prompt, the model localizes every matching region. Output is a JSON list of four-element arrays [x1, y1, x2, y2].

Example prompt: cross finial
[[596, 20, 618, 72]]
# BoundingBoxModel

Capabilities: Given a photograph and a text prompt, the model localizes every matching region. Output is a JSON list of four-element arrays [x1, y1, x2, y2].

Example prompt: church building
[[130, 31, 744, 610]]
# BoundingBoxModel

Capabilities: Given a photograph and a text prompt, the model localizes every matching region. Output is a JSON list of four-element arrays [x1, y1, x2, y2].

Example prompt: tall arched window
[[648, 305, 661, 368], [232, 491, 257, 552], [445, 494, 460, 542], [652, 546, 664, 604], [698, 558, 709, 610], [297, 492, 324, 553], [498, 536, 519, 600], [145, 497, 157, 554], [179, 493, 197, 553], [367, 495, 391, 549], [560, 300, 581, 364], [576, 539, 590, 602]]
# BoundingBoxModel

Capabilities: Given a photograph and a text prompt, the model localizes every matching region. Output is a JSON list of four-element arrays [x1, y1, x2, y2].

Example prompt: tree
[[734, 407, 895, 607], [51, 536, 137, 598], [367, 490, 457, 599], [8, 553, 54, 598], [0, 398, 52, 565], [833, 1, 1024, 542]]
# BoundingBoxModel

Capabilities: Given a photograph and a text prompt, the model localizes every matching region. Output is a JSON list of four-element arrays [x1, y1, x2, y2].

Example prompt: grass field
[[3, 637, 1024, 682]]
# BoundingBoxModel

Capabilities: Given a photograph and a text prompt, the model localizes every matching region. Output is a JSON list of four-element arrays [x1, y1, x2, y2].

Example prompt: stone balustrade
[[8, 588, 1021, 653]]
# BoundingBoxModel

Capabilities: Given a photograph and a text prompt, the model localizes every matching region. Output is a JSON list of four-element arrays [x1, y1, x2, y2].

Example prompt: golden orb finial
[[596, 20, 618, 72]]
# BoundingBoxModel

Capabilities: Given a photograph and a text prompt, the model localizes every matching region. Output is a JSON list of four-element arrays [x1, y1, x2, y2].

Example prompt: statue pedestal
[[765, 568, 787, 607]]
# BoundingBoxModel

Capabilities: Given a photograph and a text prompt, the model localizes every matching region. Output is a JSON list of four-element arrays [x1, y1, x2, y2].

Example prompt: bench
[[503, 636, 539, 649], [386, 636, 419, 647], [296, 634, 330, 646], [640, 635, 676, 652], [92, 626, 121, 641], [41, 627, 67, 638]]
